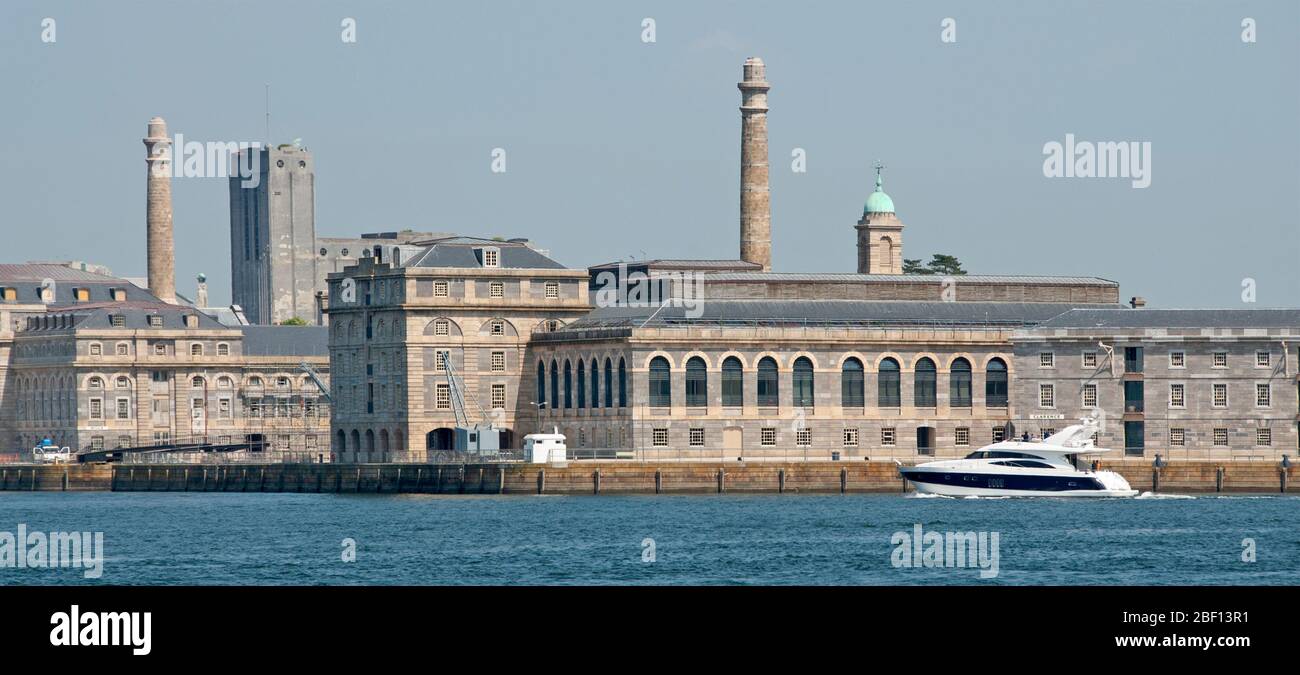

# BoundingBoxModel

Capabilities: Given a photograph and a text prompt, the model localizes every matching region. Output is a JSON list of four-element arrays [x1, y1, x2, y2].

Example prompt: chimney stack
[[1130, 296, 1146, 308], [143, 116, 176, 303], [738, 57, 771, 272]]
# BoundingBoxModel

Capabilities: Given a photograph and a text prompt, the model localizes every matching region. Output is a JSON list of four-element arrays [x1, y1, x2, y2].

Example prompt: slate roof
[[589, 259, 765, 272], [696, 272, 1119, 286], [404, 237, 566, 270], [239, 325, 329, 356], [1031, 308, 1300, 330], [0, 264, 161, 305], [22, 302, 228, 331]]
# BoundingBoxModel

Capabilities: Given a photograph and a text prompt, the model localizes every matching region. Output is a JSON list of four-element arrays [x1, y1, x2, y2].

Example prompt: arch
[[350, 429, 361, 453], [590, 358, 599, 409], [721, 356, 744, 407], [536, 360, 547, 410], [335, 429, 346, 453], [950, 357, 973, 407], [190, 375, 206, 389], [985, 357, 1008, 407], [478, 317, 519, 337], [550, 359, 559, 411], [577, 360, 586, 408], [379, 429, 390, 452], [85, 375, 104, 390], [841, 357, 865, 407], [756, 356, 779, 407], [685, 356, 708, 407], [914, 357, 937, 407], [603, 357, 613, 408], [395, 429, 406, 452], [792, 356, 815, 407], [364, 429, 376, 452], [422, 317, 464, 337], [641, 351, 676, 370], [717, 351, 749, 370], [617, 357, 627, 407], [648, 356, 671, 407], [878, 357, 901, 407], [217, 375, 234, 389], [563, 359, 573, 409], [426, 428, 455, 451]]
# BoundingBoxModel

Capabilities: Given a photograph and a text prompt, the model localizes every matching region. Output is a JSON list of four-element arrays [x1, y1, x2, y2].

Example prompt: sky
[[2, 0, 1297, 308]]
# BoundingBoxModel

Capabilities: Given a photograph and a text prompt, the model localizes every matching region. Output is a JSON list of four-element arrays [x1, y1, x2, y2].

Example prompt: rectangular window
[[116, 398, 130, 420], [544, 281, 559, 299], [90, 436, 104, 451], [842, 428, 859, 447], [116, 343, 129, 355], [148, 315, 163, 327], [490, 351, 505, 372], [1212, 352, 1227, 368], [435, 384, 451, 410], [1082, 383, 1098, 408], [1169, 383, 1185, 408], [955, 427, 970, 447], [434, 320, 449, 336], [434, 350, 449, 373], [1039, 352, 1054, 368], [117, 436, 132, 448], [1169, 351, 1185, 368], [1256, 351, 1270, 367], [489, 281, 504, 298], [881, 427, 896, 447], [1256, 384, 1270, 407], [689, 428, 705, 447], [796, 428, 812, 447], [89, 398, 102, 419], [490, 320, 504, 336], [491, 383, 506, 409], [1213, 428, 1228, 446], [154, 343, 167, 356], [1169, 428, 1185, 447], [1039, 383, 1055, 408], [1081, 351, 1097, 368], [89, 343, 101, 356], [991, 426, 1006, 443], [433, 280, 448, 297], [110, 315, 126, 327], [218, 398, 231, 419], [1124, 346, 1143, 373], [1257, 428, 1271, 446], [760, 427, 776, 447], [653, 428, 669, 447], [1213, 383, 1228, 407], [482, 249, 499, 267]]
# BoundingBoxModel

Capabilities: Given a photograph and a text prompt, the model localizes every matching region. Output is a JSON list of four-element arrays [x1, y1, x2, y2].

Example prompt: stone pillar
[[738, 57, 771, 272], [143, 117, 176, 303]]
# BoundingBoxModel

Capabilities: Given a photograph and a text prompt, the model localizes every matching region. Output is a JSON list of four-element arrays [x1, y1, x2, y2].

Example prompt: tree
[[902, 258, 930, 275], [279, 317, 308, 326], [926, 254, 966, 276]]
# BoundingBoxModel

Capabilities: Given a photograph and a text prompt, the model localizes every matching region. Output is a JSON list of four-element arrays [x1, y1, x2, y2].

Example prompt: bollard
[[435, 467, 443, 494], [259, 468, 266, 492], [717, 468, 725, 494], [840, 467, 848, 494], [1282, 469, 1288, 494], [62, 470, 68, 492], [355, 467, 361, 492], [497, 467, 505, 494], [778, 468, 785, 494], [594, 469, 601, 495], [537, 468, 546, 495], [376, 466, 383, 493], [396, 468, 403, 492], [31, 468, 37, 491], [655, 469, 663, 494], [458, 465, 466, 494], [1152, 468, 1160, 493], [1215, 466, 1224, 493], [183, 468, 189, 492], [201, 468, 207, 491]]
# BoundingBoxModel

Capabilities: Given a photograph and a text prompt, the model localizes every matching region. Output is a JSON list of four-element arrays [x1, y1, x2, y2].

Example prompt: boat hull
[[900, 468, 1137, 498]]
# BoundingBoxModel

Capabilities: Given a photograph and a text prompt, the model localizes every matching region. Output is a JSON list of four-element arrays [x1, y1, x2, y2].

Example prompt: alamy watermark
[[891, 523, 999, 579], [150, 134, 263, 188], [1, 524, 104, 579], [592, 262, 706, 319], [1042, 133, 1151, 189]]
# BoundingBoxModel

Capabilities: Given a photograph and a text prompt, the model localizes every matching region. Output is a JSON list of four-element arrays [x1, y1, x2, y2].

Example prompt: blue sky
[[2, 0, 1297, 307]]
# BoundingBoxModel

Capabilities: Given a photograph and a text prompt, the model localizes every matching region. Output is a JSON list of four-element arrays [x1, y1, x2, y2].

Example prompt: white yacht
[[897, 416, 1137, 498]]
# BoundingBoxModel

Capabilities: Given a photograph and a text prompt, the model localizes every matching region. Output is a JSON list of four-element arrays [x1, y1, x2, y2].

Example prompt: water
[[1, 492, 1297, 585]]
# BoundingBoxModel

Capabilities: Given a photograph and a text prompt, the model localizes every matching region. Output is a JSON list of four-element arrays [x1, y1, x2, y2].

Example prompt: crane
[[299, 361, 332, 404]]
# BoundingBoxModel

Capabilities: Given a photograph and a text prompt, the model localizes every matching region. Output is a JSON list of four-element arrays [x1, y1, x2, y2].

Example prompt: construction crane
[[299, 361, 332, 404], [437, 354, 502, 460]]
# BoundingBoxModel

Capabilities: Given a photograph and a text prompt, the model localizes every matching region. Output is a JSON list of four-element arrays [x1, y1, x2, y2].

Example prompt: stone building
[[856, 164, 905, 275], [1011, 309, 1300, 460], [325, 236, 589, 462]]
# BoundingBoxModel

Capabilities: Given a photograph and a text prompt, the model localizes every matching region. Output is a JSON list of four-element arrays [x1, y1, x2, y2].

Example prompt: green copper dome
[[863, 165, 895, 214]]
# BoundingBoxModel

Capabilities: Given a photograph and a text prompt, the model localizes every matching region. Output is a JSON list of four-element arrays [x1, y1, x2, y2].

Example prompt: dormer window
[[544, 281, 560, 299], [111, 288, 127, 302], [148, 315, 163, 327], [478, 247, 500, 268], [74, 287, 90, 302], [0, 287, 14, 302], [184, 314, 199, 328], [110, 314, 126, 328]]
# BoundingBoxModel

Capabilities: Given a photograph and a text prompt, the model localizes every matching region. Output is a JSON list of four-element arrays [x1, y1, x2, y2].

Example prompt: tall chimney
[[738, 57, 771, 272], [143, 116, 176, 303]]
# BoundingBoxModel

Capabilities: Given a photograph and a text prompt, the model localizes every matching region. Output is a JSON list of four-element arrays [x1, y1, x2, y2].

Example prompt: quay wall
[[0, 461, 1295, 494]]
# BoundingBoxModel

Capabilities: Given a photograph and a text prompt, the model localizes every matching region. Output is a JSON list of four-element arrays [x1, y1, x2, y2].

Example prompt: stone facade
[[143, 117, 176, 304], [738, 57, 771, 272]]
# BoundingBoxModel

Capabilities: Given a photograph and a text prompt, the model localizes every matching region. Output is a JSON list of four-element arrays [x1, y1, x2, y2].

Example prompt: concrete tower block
[[738, 57, 771, 272], [143, 116, 176, 303]]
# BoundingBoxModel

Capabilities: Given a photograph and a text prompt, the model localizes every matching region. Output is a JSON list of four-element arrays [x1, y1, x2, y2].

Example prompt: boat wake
[[1135, 492, 1195, 500]]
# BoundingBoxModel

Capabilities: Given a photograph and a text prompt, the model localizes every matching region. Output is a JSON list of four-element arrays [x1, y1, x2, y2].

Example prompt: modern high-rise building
[[228, 145, 318, 325]]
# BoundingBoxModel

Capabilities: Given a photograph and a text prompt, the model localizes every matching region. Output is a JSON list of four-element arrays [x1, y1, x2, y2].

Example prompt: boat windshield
[[990, 460, 1057, 469], [964, 450, 1043, 460]]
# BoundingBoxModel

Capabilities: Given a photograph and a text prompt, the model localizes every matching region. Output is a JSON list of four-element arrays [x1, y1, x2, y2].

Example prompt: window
[[955, 427, 970, 447], [1213, 383, 1228, 408], [1256, 383, 1270, 407], [1169, 351, 1185, 368], [148, 315, 163, 327], [1256, 351, 1270, 367], [1124, 420, 1145, 456], [544, 281, 559, 299], [652, 428, 669, 447], [1212, 352, 1227, 368], [985, 358, 1008, 407], [1082, 383, 1098, 408], [490, 320, 504, 336], [434, 350, 449, 372], [878, 358, 901, 407], [1039, 352, 1054, 368], [1213, 428, 1228, 446], [1039, 383, 1055, 408], [721, 356, 743, 407], [795, 428, 812, 447], [1082, 351, 1097, 368], [1124, 347, 1143, 373], [760, 427, 776, 447], [110, 314, 126, 327], [481, 248, 499, 267], [433, 280, 449, 297], [576, 361, 586, 408], [90, 436, 104, 451], [434, 319, 450, 337], [190, 343, 203, 357], [685, 357, 707, 407], [689, 428, 705, 447], [536, 361, 547, 410], [757, 357, 779, 407], [89, 343, 102, 356], [604, 357, 614, 408], [793, 357, 814, 407], [1257, 428, 1271, 446], [116, 398, 130, 419], [841, 357, 865, 407], [435, 384, 451, 410], [218, 398, 231, 419], [276, 376, 290, 389], [89, 398, 102, 419], [648, 356, 671, 407], [949, 358, 972, 408], [489, 281, 503, 298], [115, 343, 129, 356], [881, 427, 896, 447], [248, 397, 262, 418], [843, 428, 859, 447], [154, 343, 166, 356], [992, 426, 1006, 443], [116, 376, 130, 389], [491, 351, 505, 372], [491, 384, 506, 409], [914, 358, 936, 407], [1169, 428, 1185, 447], [618, 358, 627, 407], [1169, 383, 1185, 408], [217, 343, 229, 356]]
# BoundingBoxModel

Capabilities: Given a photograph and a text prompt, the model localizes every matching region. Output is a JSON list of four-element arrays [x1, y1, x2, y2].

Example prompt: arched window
[[617, 358, 627, 407], [563, 360, 573, 409], [950, 358, 972, 407], [648, 356, 671, 407], [604, 358, 613, 408], [191, 343, 203, 357], [685, 357, 707, 407], [841, 357, 864, 407], [986, 358, 1008, 407], [217, 343, 229, 356], [88, 376, 103, 389], [536, 361, 546, 410], [721, 356, 743, 407], [757, 357, 778, 407], [115, 376, 131, 389], [335, 429, 346, 454], [590, 359, 599, 409], [577, 360, 586, 408], [793, 357, 814, 407], [191, 376, 205, 389], [550, 360, 559, 409], [914, 358, 937, 407], [878, 358, 901, 407]]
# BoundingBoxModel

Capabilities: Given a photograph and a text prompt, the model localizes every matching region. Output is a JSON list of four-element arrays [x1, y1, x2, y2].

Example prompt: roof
[[22, 302, 229, 331], [695, 272, 1119, 286], [1031, 308, 1300, 330], [0, 264, 161, 305], [404, 238, 566, 270], [239, 325, 329, 356], [589, 259, 764, 272], [561, 300, 1119, 330]]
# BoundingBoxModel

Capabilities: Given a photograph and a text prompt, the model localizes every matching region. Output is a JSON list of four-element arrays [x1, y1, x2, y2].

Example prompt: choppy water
[[1, 492, 1296, 585]]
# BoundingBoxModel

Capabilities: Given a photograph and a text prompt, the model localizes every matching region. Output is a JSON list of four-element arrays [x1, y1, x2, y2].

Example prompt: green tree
[[926, 254, 966, 276], [279, 317, 308, 326], [902, 258, 931, 275]]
